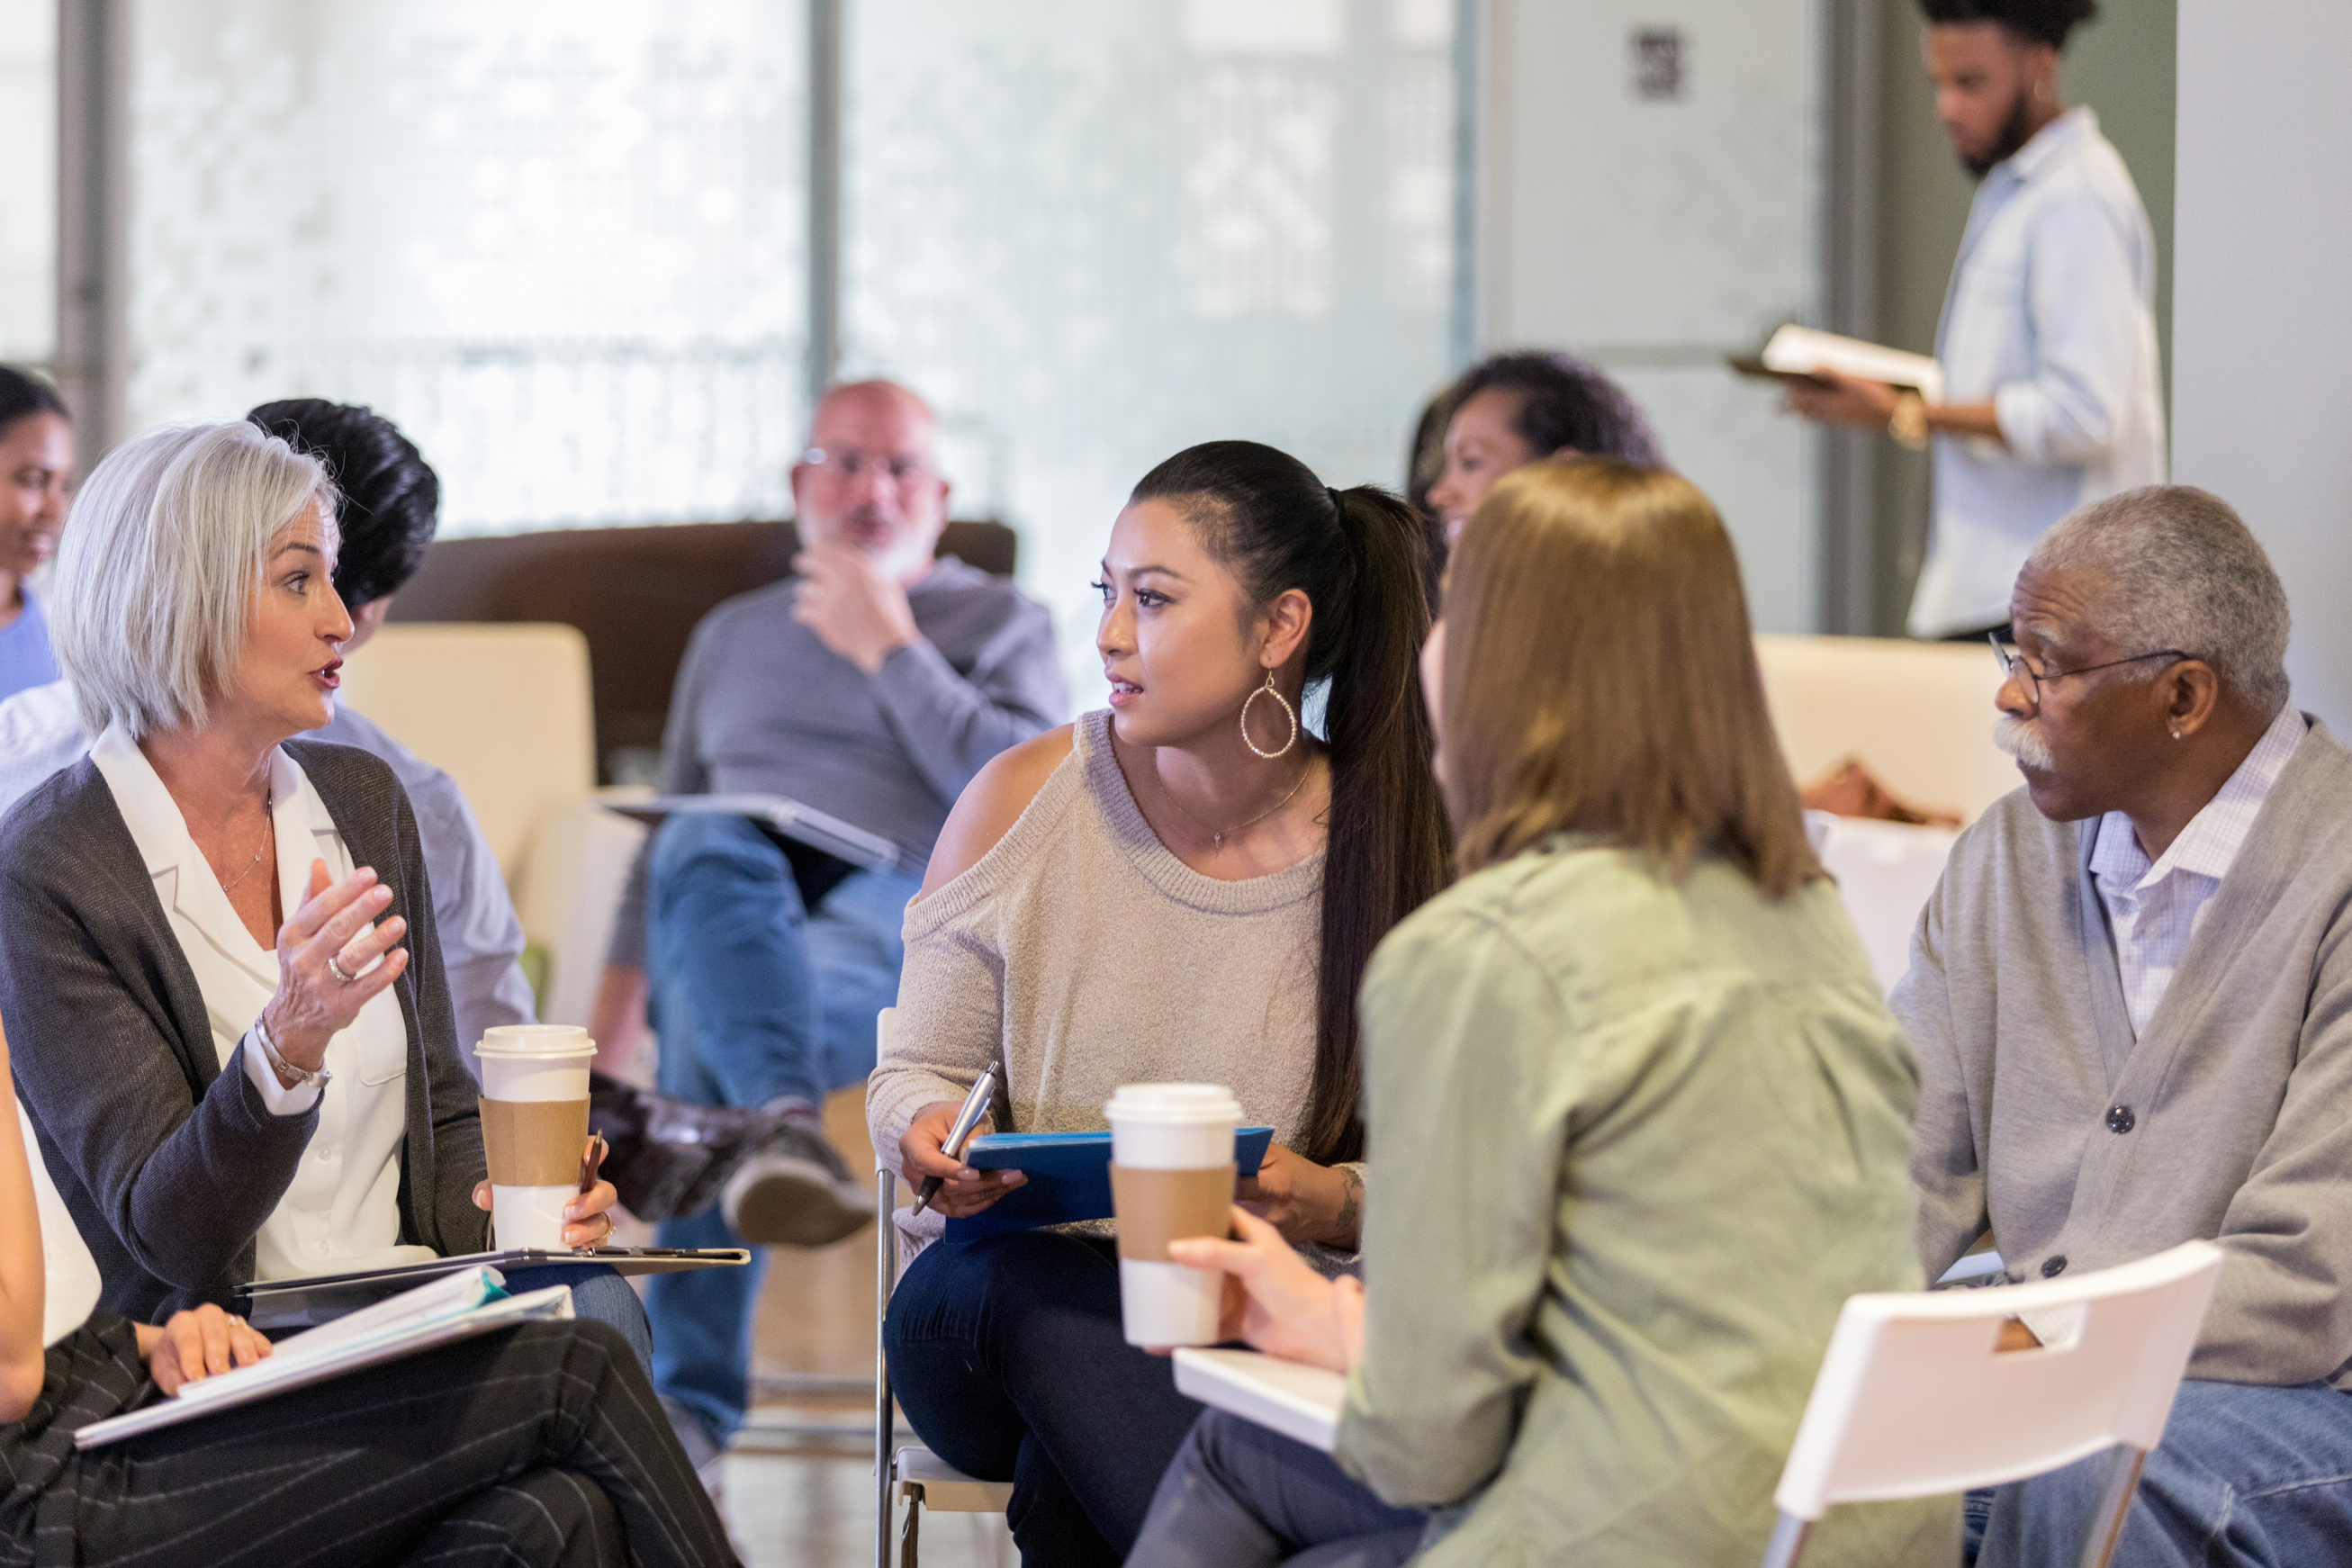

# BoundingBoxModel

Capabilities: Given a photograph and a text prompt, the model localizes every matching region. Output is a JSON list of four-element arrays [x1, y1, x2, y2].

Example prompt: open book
[[604, 793, 902, 873], [77, 1266, 572, 1448], [1731, 325, 1946, 402], [1172, 1347, 1347, 1454]]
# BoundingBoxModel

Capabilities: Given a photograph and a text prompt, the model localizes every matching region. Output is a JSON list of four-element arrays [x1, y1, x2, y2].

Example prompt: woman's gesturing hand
[[137, 1305, 273, 1396], [1165, 1206, 1356, 1373], [898, 1099, 1024, 1219], [261, 859, 410, 1075]]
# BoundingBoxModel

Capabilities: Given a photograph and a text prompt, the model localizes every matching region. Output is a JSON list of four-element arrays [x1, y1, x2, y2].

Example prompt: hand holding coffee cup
[[1164, 1207, 1364, 1373], [473, 1025, 617, 1248], [1107, 1083, 1246, 1347], [257, 860, 410, 1077]]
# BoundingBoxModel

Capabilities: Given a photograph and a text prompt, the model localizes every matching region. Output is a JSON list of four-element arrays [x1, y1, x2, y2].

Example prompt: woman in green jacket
[[1128, 457, 1958, 1566]]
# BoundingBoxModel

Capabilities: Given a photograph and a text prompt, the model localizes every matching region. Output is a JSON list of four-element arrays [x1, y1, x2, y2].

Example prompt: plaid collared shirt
[[2089, 703, 2308, 1038]]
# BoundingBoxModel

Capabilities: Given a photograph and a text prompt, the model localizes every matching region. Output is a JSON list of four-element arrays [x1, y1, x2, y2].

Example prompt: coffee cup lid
[[1105, 1083, 1244, 1124], [476, 1023, 597, 1060]]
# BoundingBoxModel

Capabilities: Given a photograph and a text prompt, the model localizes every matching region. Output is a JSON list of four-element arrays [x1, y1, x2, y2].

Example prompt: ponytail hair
[[1131, 441, 1451, 1164]]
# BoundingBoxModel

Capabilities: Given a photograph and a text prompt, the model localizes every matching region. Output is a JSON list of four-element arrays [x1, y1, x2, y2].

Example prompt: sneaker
[[721, 1106, 877, 1247], [590, 1073, 793, 1223]]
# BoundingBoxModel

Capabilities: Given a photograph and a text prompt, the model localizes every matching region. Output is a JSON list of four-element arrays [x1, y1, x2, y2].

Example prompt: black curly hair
[[1448, 350, 1664, 471], [1918, 0, 2099, 50], [246, 399, 439, 610]]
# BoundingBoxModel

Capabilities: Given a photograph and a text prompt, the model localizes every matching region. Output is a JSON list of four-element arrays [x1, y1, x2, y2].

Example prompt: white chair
[[1763, 1239, 2225, 1568], [335, 622, 597, 878], [1756, 634, 2017, 825], [872, 1008, 1013, 1567]]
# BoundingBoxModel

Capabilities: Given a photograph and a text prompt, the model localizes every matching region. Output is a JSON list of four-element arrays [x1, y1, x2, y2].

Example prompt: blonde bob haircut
[[1441, 457, 1821, 897], [51, 421, 335, 740]]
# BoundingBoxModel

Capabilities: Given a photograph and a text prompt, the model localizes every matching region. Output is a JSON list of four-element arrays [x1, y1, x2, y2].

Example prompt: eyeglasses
[[802, 446, 935, 485], [1988, 632, 2191, 709]]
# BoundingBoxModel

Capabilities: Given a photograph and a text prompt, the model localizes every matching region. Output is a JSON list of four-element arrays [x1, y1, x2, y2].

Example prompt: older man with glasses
[[1898, 483, 2352, 1566], [590, 379, 1065, 1482]]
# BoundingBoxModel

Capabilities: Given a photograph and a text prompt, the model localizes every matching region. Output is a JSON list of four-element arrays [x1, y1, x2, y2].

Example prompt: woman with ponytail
[[866, 440, 1447, 1565]]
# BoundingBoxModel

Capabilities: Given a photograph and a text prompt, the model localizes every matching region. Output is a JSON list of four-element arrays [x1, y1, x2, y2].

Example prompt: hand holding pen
[[900, 1076, 1024, 1219]]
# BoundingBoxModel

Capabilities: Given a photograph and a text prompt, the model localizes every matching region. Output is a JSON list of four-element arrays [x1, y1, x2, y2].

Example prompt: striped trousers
[[37, 1319, 734, 1568]]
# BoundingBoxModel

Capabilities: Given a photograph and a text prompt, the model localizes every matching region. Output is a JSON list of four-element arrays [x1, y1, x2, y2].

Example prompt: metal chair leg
[[2076, 1446, 2148, 1568], [876, 1168, 898, 1568], [900, 1482, 923, 1568], [1758, 1509, 1812, 1568]]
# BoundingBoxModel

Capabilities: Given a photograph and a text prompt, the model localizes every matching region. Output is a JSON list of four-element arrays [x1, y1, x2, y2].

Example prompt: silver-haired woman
[[0, 421, 641, 1347]]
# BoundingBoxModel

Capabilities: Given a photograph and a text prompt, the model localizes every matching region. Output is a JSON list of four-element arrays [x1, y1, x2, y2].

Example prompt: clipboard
[[236, 1247, 750, 1328], [943, 1127, 1275, 1240], [605, 793, 903, 873]]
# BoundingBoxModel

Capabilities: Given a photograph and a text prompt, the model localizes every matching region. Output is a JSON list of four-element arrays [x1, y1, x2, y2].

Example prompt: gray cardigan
[[0, 740, 490, 1320], [1895, 715, 2352, 1387]]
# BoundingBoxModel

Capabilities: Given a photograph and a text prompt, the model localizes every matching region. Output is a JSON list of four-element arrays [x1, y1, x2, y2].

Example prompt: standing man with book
[[589, 379, 1065, 1475], [1788, 0, 2164, 642]]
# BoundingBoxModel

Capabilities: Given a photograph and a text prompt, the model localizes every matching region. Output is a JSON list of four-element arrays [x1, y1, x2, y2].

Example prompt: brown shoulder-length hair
[[1441, 457, 1821, 897]]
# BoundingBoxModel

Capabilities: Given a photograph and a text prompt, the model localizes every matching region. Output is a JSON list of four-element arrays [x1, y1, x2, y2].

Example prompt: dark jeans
[[1976, 1379, 2352, 1567], [639, 812, 919, 1445], [885, 1230, 1208, 1566], [1128, 1410, 1426, 1568]]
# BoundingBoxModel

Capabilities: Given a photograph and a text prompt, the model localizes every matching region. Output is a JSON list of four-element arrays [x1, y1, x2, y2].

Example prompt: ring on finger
[[326, 954, 355, 984]]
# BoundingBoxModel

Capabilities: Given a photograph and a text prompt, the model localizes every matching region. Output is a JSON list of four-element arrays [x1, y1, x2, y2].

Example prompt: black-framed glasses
[[1988, 632, 2191, 708], [802, 446, 935, 485]]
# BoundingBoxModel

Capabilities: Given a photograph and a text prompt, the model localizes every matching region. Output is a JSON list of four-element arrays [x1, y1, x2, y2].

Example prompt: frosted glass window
[[841, 0, 1458, 703], [126, 0, 807, 535], [0, 0, 57, 362]]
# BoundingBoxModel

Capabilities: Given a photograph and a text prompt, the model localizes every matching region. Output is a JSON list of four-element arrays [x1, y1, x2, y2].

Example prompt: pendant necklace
[[216, 793, 275, 894], [1160, 767, 1311, 852]]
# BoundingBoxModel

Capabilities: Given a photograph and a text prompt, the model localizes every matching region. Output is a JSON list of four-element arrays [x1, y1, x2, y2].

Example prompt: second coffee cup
[[476, 1023, 598, 1250], [1106, 1082, 1245, 1347]]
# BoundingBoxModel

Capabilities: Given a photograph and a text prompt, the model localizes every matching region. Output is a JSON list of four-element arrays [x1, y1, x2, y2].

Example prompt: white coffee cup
[[1107, 1083, 1245, 1347], [475, 1024, 598, 1250]]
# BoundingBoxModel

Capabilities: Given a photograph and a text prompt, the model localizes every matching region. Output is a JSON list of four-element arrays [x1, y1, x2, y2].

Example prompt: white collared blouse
[[86, 725, 434, 1282]]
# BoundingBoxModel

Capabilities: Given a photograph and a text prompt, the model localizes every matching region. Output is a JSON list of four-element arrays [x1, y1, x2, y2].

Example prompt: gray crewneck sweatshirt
[[608, 555, 1065, 965], [1897, 715, 2352, 1388]]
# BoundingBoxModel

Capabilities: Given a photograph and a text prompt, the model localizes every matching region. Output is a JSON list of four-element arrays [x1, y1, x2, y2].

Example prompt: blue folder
[[942, 1126, 1275, 1241]]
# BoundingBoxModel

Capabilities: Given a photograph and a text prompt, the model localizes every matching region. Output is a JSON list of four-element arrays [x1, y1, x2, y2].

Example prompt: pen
[[914, 1074, 996, 1215]]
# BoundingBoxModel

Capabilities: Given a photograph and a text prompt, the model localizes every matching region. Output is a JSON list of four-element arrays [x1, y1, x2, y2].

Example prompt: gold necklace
[[215, 792, 275, 894], [1158, 765, 1311, 852]]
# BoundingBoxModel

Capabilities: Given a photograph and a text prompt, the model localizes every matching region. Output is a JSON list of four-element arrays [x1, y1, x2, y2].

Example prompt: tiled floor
[[700, 1088, 1015, 1566]]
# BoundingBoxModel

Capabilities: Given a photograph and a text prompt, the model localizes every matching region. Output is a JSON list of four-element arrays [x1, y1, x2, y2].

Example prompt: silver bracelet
[[252, 1015, 332, 1094]]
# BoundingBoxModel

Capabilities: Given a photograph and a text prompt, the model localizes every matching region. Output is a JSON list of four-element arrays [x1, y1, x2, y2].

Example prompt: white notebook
[[1172, 1347, 1347, 1454], [1753, 324, 1946, 401], [605, 793, 902, 872], [77, 1268, 573, 1448]]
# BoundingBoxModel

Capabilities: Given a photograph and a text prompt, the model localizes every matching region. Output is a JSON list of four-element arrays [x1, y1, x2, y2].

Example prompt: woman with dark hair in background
[[0, 369, 71, 702], [1423, 348, 1663, 550], [867, 439, 1450, 1564]]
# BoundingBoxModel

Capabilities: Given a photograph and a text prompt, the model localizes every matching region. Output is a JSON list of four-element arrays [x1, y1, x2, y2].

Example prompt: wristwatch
[[253, 1016, 333, 1094], [1888, 392, 1931, 451]]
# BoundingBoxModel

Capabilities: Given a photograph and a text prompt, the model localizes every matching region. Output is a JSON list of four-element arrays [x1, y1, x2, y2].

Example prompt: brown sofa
[[387, 519, 1017, 781]]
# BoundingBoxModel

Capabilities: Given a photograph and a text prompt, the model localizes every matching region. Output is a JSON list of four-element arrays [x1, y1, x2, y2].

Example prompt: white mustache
[[1993, 715, 2055, 770]]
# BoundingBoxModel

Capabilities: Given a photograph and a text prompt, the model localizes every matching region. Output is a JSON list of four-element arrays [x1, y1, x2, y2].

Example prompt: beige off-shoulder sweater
[[869, 708, 1352, 1256]]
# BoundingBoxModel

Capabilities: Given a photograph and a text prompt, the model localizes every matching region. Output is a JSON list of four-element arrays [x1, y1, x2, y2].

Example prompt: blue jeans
[[502, 1263, 654, 1373], [1129, 1410, 1426, 1568], [1976, 1379, 2352, 1567], [639, 813, 921, 1446], [886, 1231, 1210, 1567]]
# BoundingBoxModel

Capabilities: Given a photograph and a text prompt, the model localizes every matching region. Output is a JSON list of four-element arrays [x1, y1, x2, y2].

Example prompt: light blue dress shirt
[[0, 582, 60, 703], [0, 681, 535, 1073], [1910, 108, 2167, 638]]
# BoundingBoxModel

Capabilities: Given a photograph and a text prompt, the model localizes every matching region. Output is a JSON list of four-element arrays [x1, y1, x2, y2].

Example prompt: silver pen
[[913, 1073, 996, 1215]]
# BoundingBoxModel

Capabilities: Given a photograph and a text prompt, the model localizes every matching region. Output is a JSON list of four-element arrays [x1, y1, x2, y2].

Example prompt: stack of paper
[[1753, 325, 1945, 401], [77, 1266, 574, 1448]]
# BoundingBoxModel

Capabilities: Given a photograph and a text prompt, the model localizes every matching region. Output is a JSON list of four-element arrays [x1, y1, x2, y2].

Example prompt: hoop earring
[[1240, 670, 1299, 760]]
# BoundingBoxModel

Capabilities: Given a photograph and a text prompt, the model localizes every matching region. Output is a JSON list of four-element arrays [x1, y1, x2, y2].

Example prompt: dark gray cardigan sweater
[[0, 739, 491, 1320]]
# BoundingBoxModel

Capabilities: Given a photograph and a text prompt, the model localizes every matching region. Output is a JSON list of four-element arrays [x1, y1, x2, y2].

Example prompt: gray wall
[[2171, 0, 2352, 732], [1867, 0, 2176, 633]]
